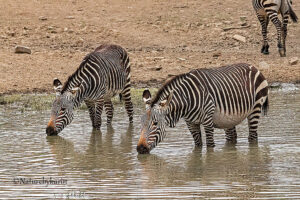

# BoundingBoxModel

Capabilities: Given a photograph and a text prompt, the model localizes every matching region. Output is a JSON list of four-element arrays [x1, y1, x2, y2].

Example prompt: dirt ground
[[0, 0, 299, 95]]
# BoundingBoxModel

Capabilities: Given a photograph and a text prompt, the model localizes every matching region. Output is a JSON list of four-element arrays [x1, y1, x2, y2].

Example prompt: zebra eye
[[153, 121, 158, 126], [61, 108, 66, 112]]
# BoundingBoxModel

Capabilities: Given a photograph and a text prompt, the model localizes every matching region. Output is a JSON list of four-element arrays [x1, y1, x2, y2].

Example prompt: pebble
[[15, 46, 31, 54], [289, 57, 299, 65], [259, 61, 269, 70], [65, 16, 75, 19], [233, 34, 246, 43], [213, 52, 221, 58], [39, 16, 47, 21], [240, 16, 247, 21], [154, 66, 162, 71]]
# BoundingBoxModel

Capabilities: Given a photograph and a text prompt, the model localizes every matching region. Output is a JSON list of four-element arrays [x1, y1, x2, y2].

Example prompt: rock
[[65, 16, 75, 19], [270, 82, 281, 88], [39, 16, 47, 21], [259, 61, 269, 70], [15, 46, 31, 54], [233, 34, 246, 43], [223, 21, 232, 25], [177, 57, 186, 61], [213, 52, 221, 57], [154, 66, 162, 71], [240, 16, 247, 21], [289, 57, 299, 65]]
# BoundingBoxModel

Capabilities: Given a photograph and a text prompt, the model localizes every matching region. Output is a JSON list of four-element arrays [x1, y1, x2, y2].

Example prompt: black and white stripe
[[46, 44, 133, 135], [252, 0, 298, 56], [137, 63, 269, 153]]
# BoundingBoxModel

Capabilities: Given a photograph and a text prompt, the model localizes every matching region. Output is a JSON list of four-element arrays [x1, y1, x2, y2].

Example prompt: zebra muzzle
[[46, 117, 58, 136], [137, 144, 150, 154], [137, 131, 150, 154], [46, 126, 58, 136]]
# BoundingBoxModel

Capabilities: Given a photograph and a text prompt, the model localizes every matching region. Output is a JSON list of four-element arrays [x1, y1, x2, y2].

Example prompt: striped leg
[[104, 99, 114, 124], [121, 85, 134, 123], [282, 12, 289, 57], [203, 116, 215, 147], [85, 100, 96, 128], [93, 98, 104, 130], [257, 13, 270, 54], [247, 104, 262, 142], [186, 121, 202, 147], [225, 127, 237, 144], [268, 12, 285, 57]]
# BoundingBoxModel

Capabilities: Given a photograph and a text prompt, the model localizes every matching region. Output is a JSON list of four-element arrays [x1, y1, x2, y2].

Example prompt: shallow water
[[0, 89, 299, 199]]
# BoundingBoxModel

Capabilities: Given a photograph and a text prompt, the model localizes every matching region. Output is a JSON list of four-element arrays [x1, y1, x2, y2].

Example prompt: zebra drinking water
[[137, 63, 269, 154], [46, 44, 133, 136], [252, 0, 298, 57]]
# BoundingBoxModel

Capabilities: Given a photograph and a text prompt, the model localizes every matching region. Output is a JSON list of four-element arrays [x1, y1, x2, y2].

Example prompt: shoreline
[[1, 84, 298, 111]]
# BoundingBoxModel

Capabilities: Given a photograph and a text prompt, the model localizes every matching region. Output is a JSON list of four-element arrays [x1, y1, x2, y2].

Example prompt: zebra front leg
[[85, 100, 96, 128], [203, 118, 215, 147], [104, 99, 114, 125], [121, 87, 134, 123], [269, 13, 285, 57], [225, 127, 237, 144], [186, 121, 202, 147], [247, 104, 262, 143], [93, 98, 104, 130], [257, 14, 270, 54]]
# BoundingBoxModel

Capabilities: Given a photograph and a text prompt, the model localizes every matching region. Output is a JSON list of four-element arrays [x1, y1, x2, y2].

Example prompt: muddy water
[[0, 89, 299, 199]]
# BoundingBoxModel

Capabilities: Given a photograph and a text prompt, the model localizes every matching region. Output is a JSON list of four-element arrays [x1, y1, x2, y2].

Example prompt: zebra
[[46, 44, 133, 136], [252, 0, 298, 57], [137, 63, 269, 154]]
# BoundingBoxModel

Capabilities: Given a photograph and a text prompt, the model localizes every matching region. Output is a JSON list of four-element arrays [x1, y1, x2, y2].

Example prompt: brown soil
[[0, 0, 299, 95]]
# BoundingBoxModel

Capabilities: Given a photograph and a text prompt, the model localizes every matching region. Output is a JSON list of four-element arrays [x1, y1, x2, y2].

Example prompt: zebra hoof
[[278, 48, 286, 57], [262, 50, 269, 55], [261, 45, 269, 55]]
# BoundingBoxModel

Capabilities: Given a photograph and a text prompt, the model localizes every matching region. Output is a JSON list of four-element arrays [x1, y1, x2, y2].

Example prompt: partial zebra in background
[[137, 63, 269, 154], [252, 0, 298, 57], [46, 44, 133, 136]]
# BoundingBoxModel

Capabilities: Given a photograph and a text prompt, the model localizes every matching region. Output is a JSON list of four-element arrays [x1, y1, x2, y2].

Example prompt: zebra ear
[[53, 78, 62, 95], [143, 89, 152, 104], [159, 90, 173, 108]]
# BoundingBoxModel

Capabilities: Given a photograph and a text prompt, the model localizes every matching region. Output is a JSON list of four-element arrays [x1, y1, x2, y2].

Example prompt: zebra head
[[137, 89, 173, 154], [46, 78, 79, 136]]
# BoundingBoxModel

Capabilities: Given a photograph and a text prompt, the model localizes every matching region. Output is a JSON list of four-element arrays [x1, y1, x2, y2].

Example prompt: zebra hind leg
[[93, 98, 104, 130], [282, 12, 289, 57], [104, 99, 114, 125], [257, 13, 270, 54], [121, 87, 134, 123], [225, 127, 237, 144], [186, 121, 202, 147], [268, 12, 285, 57], [247, 104, 262, 143]]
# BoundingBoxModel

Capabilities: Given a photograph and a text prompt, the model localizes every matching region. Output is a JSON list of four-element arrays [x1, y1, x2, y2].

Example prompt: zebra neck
[[64, 78, 87, 109], [165, 91, 188, 128]]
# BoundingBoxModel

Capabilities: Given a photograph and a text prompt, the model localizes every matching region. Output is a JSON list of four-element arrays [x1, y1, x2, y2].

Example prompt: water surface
[[0, 89, 299, 199]]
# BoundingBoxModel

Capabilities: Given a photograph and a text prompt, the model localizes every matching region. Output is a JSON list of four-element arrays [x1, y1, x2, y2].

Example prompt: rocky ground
[[0, 0, 299, 95]]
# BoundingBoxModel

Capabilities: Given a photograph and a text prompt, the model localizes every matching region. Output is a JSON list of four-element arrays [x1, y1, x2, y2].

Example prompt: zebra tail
[[288, 3, 298, 22], [262, 96, 269, 116]]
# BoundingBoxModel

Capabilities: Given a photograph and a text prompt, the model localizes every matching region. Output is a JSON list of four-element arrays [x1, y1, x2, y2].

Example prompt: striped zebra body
[[252, 0, 298, 56], [46, 44, 133, 135], [137, 63, 269, 154]]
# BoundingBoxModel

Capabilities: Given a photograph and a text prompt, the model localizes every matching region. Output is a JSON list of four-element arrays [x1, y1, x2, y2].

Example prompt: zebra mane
[[61, 54, 91, 93], [151, 73, 187, 107]]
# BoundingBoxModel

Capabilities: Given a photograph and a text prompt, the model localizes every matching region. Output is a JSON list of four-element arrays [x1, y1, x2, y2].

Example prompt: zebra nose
[[46, 126, 58, 136], [137, 144, 150, 154]]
